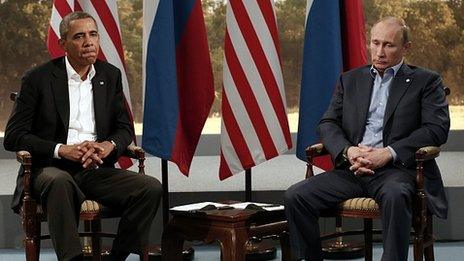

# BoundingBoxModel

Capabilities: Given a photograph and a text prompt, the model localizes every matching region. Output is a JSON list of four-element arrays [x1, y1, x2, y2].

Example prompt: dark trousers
[[284, 166, 415, 261], [32, 166, 162, 261]]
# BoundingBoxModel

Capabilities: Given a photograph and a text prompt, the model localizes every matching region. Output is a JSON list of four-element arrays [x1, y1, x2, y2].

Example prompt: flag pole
[[244, 168, 278, 260], [245, 169, 252, 202], [161, 159, 169, 228], [156, 159, 194, 260]]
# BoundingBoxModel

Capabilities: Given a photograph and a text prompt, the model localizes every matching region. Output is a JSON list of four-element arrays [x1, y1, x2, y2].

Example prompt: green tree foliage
[[364, 0, 464, 103], [202, 0, 227, 116], [0, 0, 51, 130], [275, 0, 305, 111], [117, 0, 143, 122]]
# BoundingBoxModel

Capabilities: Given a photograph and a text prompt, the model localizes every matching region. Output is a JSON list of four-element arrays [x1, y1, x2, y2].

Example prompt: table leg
[[218, 228, 248, 261]]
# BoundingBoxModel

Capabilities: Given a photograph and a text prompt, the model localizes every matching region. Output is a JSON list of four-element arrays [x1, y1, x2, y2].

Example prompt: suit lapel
[[356, 68, 374, 142], [51, 58, 70, 130], [92, 63, 106, 140], [383, 64, 414, 126]]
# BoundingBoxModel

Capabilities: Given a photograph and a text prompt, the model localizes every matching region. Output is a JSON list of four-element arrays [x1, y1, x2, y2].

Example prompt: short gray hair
[[372, 16, 411, 44], [59, 11, 98, 39]]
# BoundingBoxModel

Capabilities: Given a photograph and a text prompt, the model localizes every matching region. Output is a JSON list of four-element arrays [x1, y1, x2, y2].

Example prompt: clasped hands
[[58, 141, 115, 169], [346, 144, 393, 176]]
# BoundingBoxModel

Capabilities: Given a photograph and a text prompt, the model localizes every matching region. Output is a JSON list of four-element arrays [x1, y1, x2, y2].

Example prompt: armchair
[[304, 143, 440, 261], [9, 92, 148, 261]]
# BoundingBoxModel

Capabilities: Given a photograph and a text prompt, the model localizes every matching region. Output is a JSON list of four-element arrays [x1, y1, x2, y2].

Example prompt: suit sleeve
[[106, 68, 134, 161], [3, 72, 57, 157], [317, 75, 352, 165], [389, 74, 450, 167]]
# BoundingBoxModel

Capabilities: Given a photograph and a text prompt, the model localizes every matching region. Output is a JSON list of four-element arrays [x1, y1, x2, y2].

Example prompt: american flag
[[47, 0, 134, 169], [219, 0, 292, 180]]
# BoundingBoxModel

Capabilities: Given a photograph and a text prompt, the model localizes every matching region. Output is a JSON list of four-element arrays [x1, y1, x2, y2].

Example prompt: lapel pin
[[99, 81, 104, 85], [406, 78, 411, 83]]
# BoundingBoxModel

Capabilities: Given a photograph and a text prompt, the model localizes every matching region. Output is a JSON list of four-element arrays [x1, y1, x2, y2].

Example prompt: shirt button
[[379, 102, 383, 106]]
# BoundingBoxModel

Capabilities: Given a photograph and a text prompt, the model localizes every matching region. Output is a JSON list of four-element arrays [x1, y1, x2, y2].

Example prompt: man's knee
[[143, 177, 162, 202], [379, 182, 414, 207], [36, 167, 75, 191], [284, 180, 313, 208], [40, 167, 72, 180], [284, 183, 300, 207]]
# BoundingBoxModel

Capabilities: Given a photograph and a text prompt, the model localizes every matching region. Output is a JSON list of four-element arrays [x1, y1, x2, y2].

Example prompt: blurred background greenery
[[0, 0, 462, 133]]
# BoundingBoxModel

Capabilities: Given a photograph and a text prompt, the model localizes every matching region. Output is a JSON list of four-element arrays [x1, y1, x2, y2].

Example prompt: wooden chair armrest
[[123, 145, 145, 160], [10, 92, 18, 102], [415, 146, 441, 201], [305, 143, 329, 162], [304, 143, 329, 179], [123, 145, 146, 175], [444, 86, 450, 96], [16, 151, 32, 165], [415, 146, 440, 161], [16, 151, 33, 196]]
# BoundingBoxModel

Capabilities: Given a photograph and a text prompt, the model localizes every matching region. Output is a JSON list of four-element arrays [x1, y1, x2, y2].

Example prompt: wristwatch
[[342, 146, 350, 162], [109, 140, 117, 150]]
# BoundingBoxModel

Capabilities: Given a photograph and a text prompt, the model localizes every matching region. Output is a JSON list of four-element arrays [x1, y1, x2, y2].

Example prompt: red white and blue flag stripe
[[219, 0, 292, 180], [47, 0, 135, 169], [296, 0, 367, 169], [142, 0, 214, 175]]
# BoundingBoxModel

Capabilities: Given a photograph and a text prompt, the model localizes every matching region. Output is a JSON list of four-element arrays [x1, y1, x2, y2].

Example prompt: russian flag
[[142, 0, 214, 175], [296, 0, 367, 169]]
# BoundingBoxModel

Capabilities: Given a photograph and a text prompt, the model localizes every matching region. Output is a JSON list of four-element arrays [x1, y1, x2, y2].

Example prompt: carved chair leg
[[280, 232, 292, 261], [424, 246, 434, 261], [25, 238, 39, 261], [24, 216, 40, 261], [139, 250, 149, 261], [83, 220, 101, 260], [83, 220, 92, 257], [35, 223, 41, 260], [424, 216, 434, 261], [364, 218, 373, 261], [413, 216, 426, 261], [414, 235, 424, 261], [91, 220, 102, 261], [161, 224, 186, 261]]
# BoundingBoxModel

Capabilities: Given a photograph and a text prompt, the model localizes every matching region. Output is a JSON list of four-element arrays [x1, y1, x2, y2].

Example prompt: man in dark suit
[[284, 17, 450, 261], [4, 12, 162, 261]]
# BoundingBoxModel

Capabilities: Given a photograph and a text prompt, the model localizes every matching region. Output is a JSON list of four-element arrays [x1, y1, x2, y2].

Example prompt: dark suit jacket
[[317, 64, 450, 219], [3, 57, 134, 213]]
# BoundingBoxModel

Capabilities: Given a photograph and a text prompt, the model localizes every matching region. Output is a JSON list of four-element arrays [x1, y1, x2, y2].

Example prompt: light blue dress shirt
[[360, 61, 404, 160]]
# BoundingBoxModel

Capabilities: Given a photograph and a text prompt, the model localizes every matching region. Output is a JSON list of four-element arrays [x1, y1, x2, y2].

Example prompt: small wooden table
[[161, 208, 290, 261]]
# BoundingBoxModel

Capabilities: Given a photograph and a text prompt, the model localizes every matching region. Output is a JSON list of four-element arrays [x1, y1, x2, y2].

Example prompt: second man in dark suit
[[284, 17, 450, 261]]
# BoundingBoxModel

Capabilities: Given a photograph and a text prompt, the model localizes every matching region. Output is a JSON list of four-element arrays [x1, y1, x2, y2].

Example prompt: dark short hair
[[372, 16, 411, 44], [59, 11, 98, 39]]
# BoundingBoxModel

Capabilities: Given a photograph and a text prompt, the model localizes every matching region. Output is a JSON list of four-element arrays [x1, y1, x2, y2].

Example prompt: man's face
[[370, 21, 410, 73], [59, 18, 100, 67]]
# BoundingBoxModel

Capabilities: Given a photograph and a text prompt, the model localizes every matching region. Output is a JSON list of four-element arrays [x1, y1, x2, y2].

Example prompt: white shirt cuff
[[387, 146, 397, 162], [54, 143, 63, 159]]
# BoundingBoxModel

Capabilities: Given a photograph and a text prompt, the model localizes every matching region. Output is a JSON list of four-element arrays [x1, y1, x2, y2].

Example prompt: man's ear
[[58, 38, 66, 52]]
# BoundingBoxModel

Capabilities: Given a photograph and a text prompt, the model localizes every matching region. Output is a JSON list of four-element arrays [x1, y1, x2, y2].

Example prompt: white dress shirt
[[54, 57, 97, 158], [361, 60, 404, 161]]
